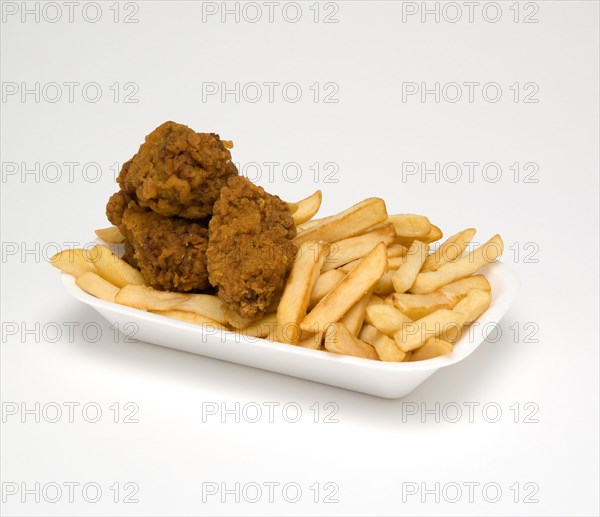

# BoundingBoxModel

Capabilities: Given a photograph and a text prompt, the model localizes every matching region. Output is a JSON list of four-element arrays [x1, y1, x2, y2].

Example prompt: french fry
[[341, 289, 373, 336], [324, 323, 378, 360], [297, 332, 324, 349], [373, 270, 395, 295], [94, 226, 125, 243], [421, 224, 443, 244], [50, 248, 99, 277], [368, 294, 385, 306], [92, 244, 145, 288], [76, 272, 119, 302], [445, 289, 492, 343], [322, 223, 395, 271], [115, 285, 229, 324], [394, 309, 466, 352], [410, 336, 453, 361], [226, 310, 257, 330], [438, 275, 491, 305], [238, 313, 278, 338], [359, 324, 405, 362], [289, 191, 323, 225], [309, 269, 345, 309], [151, 310, 228, 330], [387, 256, 405, 270], [387, 244, 408, 258], [277, 241, 330, 344], [301, 242, 387, 332], [294, 198, 387, 245], [387, 291, 453, 320], [391, 240, 428, 293], [421, 228, 476, 273], [410, 235, 503, 294], [365, 303, 412, 336], [371, 332, 406, 363], [387, 214, 431, 238]]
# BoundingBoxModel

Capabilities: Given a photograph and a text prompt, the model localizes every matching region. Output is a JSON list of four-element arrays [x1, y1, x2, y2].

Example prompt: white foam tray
[[61, 261, 518, 398]]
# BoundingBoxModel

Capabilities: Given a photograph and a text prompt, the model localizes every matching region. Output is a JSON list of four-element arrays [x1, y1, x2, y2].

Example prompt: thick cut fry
[[445, 289, 492, 342], [301, 242, 387, 332], [421, 228, 476, 272], [115, 285, 229, 324], [391, 240, 428, 293], [388, 291, 453, 320], [277, 241, 330, 344], [387, 214, 431, 238], [421, 224, 443, 243], [294, 198, 387, 245], [324, 323, 378, 360], [365, 304, 412, 336], [297, 331, 324, 349], [92, 244, 145, 288], [76, 272, 119, 302], [341, 289, 373, 336], [309, 269, 345, 309], [359, 324, 405, 362], [226, 310, 257, 330], [289, 191, 322, 225], [410, 235, 503, 294], [371, 327, 407, 362], [387, 244, 408, 258], [94, 226, 125, 243], [394, 309, 466, 352], [50, 249, 99, 277], [411, 337, 453, 361], [151, 310, 228, 330], [322, 223, 396, 271], [373, 270, 395, 295], [237, 313, 278, 338], [387, 256, 406, 270], [368, 294, 385, 306], [438, 275, 491, 305]]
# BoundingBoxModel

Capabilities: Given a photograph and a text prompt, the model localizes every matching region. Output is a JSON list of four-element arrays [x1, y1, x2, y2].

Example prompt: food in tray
[[52, 121, 504, 363]]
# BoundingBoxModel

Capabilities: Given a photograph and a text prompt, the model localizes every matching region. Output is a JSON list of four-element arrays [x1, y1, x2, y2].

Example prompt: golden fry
[[94, 226, 125, 243], [410, 235, 503, 294], [365, 303, 412, 336], [322, 223, 395, 271], [359, 324, 405, 362], [324, 323, 378, 360], [76, 272, 119, 302], [294, 198, 387, 245], [391, 240, 428, 293], [50, 248, 99, 277], [410, 336, 453, 361], [421, 228, 476, 273], [277, 241, 330, 344], [290, 190, 323, 225], [394, 309, 465, 352], [92, 244, 145, 288], [301, 242, 387, 332], [387, 214, 431, 238]]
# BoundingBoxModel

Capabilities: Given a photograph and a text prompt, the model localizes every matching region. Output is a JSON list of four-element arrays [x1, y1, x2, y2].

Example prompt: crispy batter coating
[[117, 121, 238, 219], [207, 177, 297, 318], [107, 194, 210, 292]]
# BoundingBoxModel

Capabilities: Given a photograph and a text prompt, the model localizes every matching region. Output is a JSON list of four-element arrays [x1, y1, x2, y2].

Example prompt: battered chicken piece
[[117, 121, 238, 219], [207, 177, 297, 318], [107, 192, 210, 292]]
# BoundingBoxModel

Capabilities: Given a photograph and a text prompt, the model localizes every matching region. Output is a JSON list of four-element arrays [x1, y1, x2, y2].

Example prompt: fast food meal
[[52, 121, 504, 363]]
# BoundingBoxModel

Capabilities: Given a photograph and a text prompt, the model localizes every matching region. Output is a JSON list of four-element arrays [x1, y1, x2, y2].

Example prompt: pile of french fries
[[51, 190, 503, 362]]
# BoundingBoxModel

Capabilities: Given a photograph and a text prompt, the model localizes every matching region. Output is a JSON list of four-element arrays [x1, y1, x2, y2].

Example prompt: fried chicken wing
[[107, 192, 210, 292], [117, 121, 238, 219], [207, 177, 297, 318]]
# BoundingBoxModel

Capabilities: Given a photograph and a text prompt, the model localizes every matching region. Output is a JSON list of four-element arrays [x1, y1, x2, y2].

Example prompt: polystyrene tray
[[60, 261, 518, 398]]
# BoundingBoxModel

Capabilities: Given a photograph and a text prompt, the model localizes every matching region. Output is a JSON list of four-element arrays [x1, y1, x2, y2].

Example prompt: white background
[[1, 1, 599, 515]]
